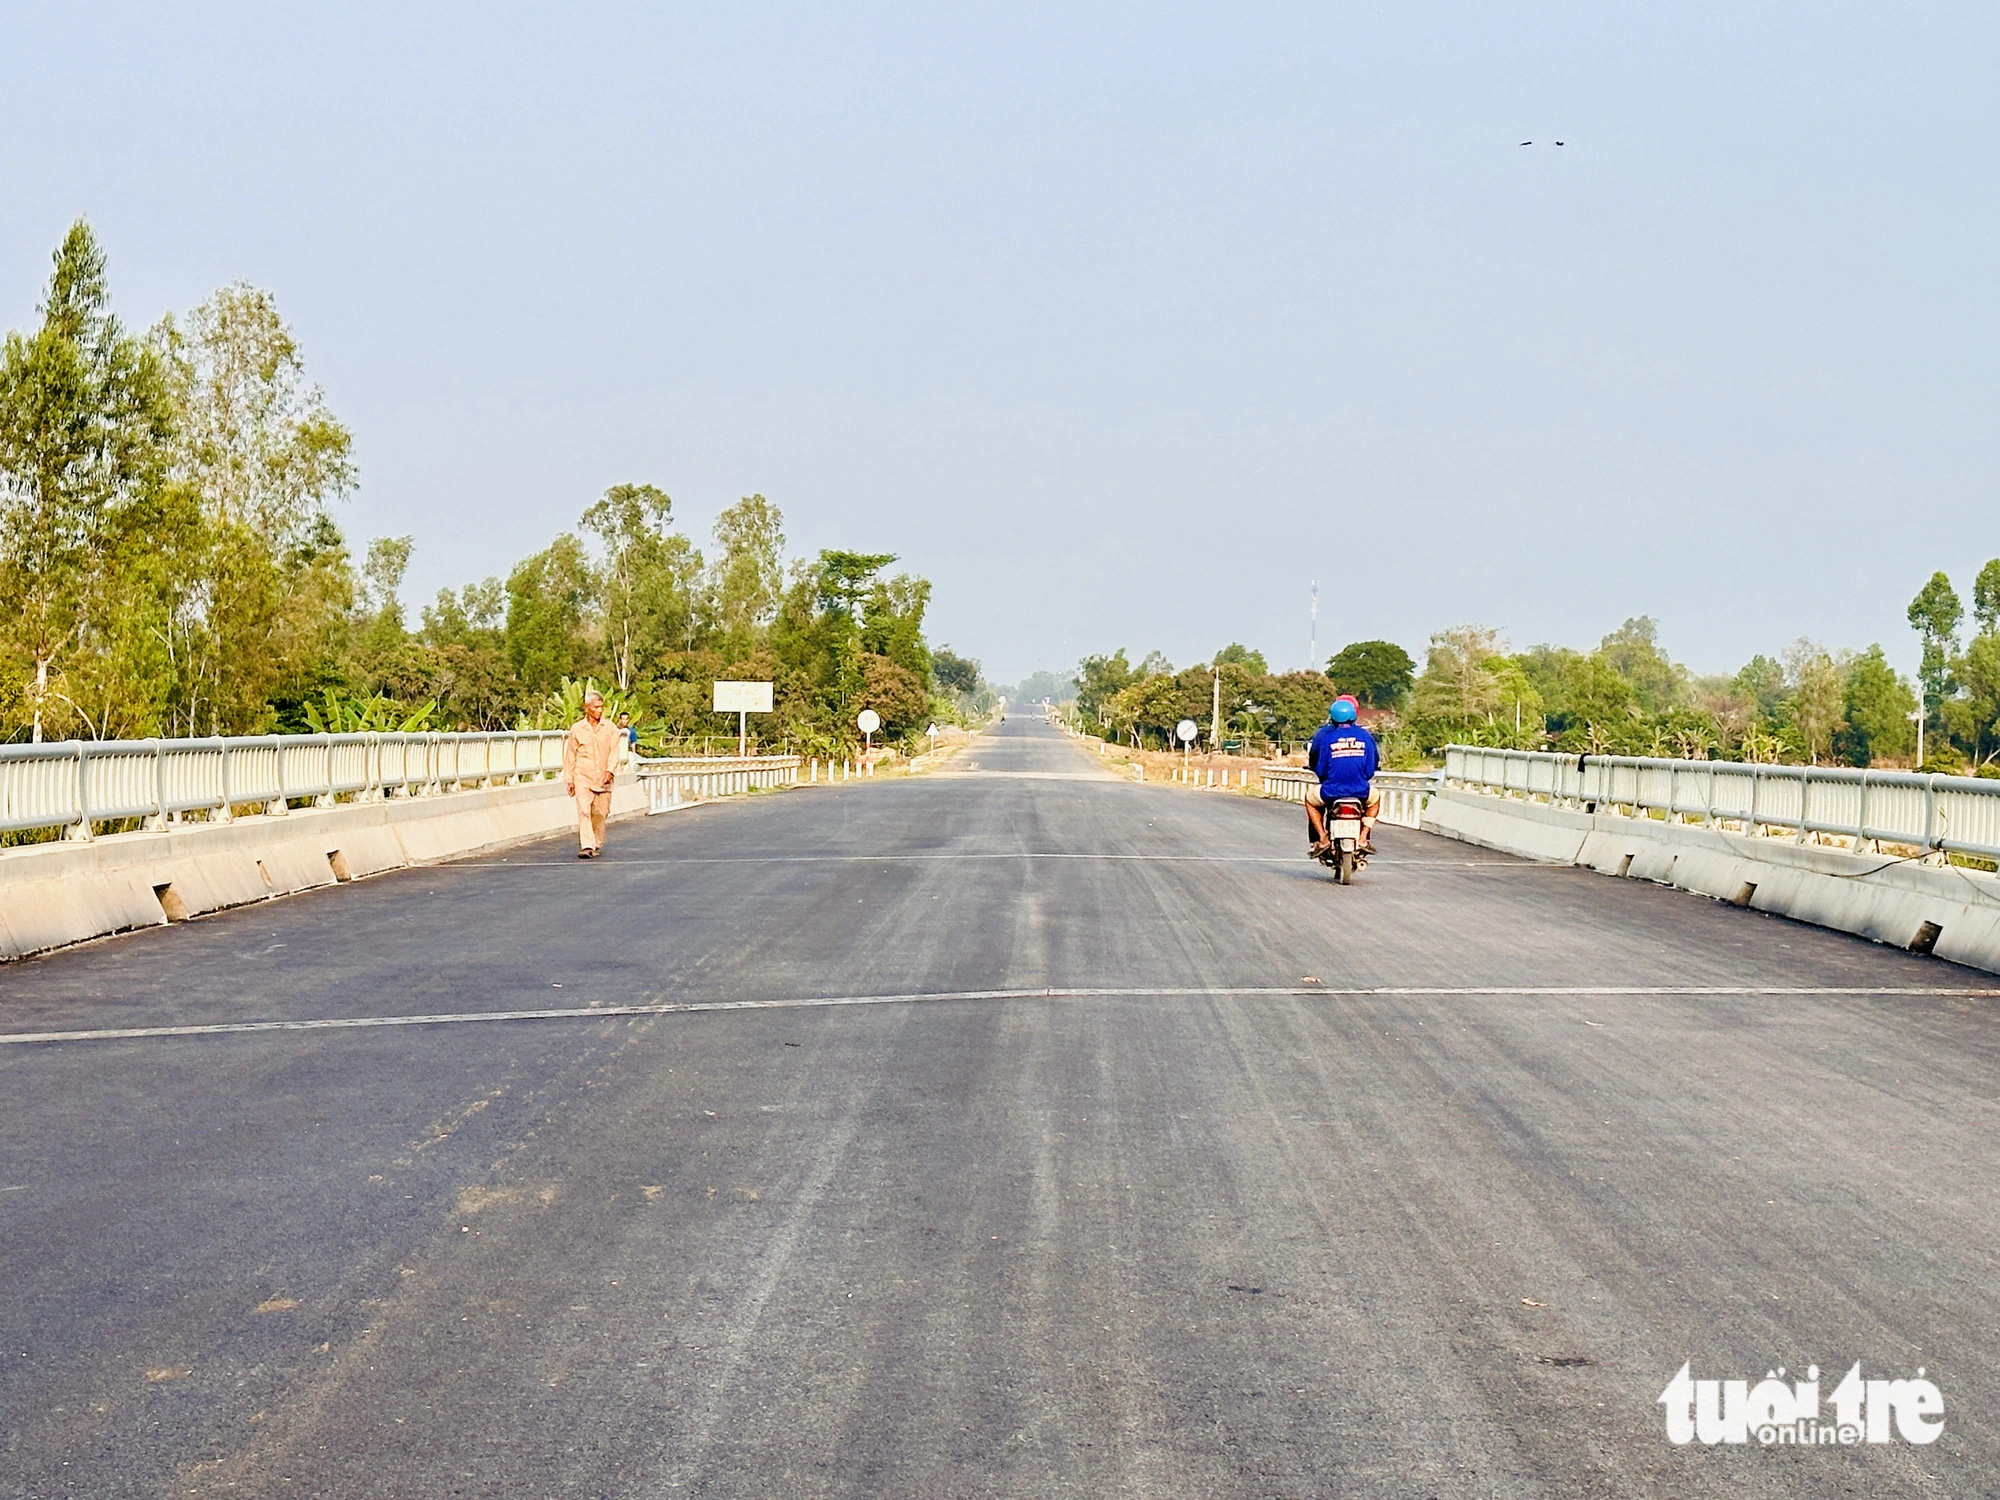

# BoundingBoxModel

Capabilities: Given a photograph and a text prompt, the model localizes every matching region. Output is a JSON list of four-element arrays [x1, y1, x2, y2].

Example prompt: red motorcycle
[[1315, 797, 1370, 885]]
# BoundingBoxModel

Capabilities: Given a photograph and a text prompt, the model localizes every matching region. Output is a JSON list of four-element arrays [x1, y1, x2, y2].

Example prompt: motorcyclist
[[1304, 697, 1381, 855]]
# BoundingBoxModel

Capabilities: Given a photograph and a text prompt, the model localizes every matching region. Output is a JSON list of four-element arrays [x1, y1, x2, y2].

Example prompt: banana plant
[[304, 690, 438, 734], [517, 677, 635, 733]]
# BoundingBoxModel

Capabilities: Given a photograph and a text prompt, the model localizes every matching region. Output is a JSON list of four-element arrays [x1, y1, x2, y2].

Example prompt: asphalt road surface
[[3, 718, 1996, 1497]]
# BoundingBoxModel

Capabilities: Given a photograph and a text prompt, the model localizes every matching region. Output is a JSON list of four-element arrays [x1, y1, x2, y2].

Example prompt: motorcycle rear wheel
[[1335, 848, 1356, 885]]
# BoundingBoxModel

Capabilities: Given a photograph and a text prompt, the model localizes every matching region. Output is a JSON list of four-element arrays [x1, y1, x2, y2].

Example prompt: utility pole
[[1309, 580, 1319, 672], [1210, 665, 1222, 749]]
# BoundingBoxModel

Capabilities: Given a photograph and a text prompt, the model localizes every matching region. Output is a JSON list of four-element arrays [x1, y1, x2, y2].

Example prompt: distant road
[[2, 717, 1993, 1496]]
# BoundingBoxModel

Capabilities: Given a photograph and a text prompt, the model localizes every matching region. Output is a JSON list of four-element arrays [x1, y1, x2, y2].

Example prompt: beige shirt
[[563, 716, 624, 794]]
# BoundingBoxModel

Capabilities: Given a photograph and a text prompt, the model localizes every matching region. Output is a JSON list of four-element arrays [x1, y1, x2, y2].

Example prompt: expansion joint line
[[2, 984, 1993, 1047]]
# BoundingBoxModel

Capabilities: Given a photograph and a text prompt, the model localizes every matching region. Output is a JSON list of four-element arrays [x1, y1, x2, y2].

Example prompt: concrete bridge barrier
[[0, 776, 646, 962], [1427, 747, 2000, 977], [0, 737, 803, 962], [1259, 767, 1438, 829]]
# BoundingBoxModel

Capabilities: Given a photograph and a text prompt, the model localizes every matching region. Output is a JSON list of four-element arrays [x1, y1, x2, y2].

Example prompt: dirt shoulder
[[1063, 730, 1299, 793]]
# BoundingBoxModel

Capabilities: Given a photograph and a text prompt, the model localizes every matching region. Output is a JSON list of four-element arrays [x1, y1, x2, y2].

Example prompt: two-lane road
[[2, 717, 1995, 1496]]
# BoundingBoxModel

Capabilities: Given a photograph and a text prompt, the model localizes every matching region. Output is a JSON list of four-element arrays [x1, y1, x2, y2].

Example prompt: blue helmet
[[1329, 699, 1358, 723]]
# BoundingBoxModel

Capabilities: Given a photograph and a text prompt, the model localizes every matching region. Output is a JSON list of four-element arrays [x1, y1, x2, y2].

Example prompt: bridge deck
[[2, 718, 1992, 1495]]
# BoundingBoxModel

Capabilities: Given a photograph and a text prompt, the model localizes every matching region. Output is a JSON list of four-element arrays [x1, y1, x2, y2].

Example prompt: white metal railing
[[0, 731, 569, 839], [1260, 766, 1441, 829], [1444, 745, 2000, 861], [636, 755, 800, 812]]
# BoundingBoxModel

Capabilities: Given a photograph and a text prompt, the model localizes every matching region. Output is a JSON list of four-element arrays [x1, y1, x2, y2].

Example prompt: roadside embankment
[[1423, 788, 2000, 976], [1056, 727, 1288, 791]]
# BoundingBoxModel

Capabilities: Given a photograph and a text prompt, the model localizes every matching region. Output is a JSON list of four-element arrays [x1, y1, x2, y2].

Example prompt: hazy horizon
[[7, 2, 1995, 687]]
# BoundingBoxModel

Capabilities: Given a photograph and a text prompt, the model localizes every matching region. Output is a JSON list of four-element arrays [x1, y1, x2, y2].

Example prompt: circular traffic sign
[[1176, 718, 1198, 744], [857, 709, 882, 734]]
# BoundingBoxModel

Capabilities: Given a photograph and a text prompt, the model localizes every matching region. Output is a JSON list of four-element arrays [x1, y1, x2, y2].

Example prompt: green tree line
[[1070, 585, 2000, 774], [1071, 642, 1393, 757], [1398, 618, 1918, 767], [0, 222, 989, 754]]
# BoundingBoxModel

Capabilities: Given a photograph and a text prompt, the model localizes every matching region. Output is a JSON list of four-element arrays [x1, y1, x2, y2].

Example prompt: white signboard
[[713, 681, 774, 714], [856, 709, 882, 735], [1176, 718, 1199, 744]]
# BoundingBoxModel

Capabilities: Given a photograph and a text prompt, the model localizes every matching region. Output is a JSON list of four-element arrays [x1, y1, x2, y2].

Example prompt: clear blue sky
[[5, 2, 1995, 685]]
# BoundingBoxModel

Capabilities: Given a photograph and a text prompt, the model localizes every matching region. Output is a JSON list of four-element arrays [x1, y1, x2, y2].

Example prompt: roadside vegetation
[[1065, 576, 2000, 774], [0, 221, 990, 757]]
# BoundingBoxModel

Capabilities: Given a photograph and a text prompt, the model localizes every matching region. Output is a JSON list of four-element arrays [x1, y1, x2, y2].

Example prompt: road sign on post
[[714, 681, 774, 758], [857, 708, 881, 767], [1177, 718, 1198, 780]]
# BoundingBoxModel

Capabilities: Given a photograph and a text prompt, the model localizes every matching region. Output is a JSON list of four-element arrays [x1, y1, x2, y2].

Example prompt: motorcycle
[[1315, 797, 1369, 885]]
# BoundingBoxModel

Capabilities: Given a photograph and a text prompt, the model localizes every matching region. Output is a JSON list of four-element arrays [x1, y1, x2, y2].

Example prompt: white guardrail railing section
[[637, 755, 800, 811], [0, 732, 566, 839], [1444, 745, 2000, 861], [1260, 767, 1441, 829], [0, 732, 804, 841]]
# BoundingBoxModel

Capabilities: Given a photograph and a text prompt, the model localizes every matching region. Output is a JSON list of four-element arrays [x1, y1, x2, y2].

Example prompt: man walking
[[562, 690, 623, 859]]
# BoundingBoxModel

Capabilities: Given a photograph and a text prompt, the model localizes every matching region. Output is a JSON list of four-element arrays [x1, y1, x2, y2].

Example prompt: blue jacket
[[1307, 722, 1379, 799]]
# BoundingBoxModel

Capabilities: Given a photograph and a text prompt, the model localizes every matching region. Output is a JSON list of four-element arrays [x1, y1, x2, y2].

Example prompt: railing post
[[1924, 774, 1937, 854], [1855, 771, 1871, 852], [151, 739, 167, 830], [1745, 765, 1760, 838], [67, 743, 92, 841], [1797, 767, 1811, 843], [217, 739, 234, 822], [266, 734, 287, 816]]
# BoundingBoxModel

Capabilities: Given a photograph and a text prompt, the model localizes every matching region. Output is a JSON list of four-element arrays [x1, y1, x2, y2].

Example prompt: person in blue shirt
[[1304, 697, 1381, 854]]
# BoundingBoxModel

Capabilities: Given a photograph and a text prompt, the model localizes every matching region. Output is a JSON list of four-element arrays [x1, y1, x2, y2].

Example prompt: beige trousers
[[576, 788, 611, 851]]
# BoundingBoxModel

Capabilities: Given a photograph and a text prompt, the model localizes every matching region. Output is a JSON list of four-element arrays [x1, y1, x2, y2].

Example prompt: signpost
[[713, 681, 774, 758], [857, 708, 881, 766], [1176, 717, 1198, 781]]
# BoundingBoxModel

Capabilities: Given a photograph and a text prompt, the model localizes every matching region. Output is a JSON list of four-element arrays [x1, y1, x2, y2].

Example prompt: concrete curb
[[1421, 789, 2000, 975], [0, 776, 650, 961]]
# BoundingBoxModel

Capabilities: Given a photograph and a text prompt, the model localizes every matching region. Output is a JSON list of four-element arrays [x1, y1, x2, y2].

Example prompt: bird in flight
[[1555, 140, 1565, 146], [1520, 140, 1532, 146]]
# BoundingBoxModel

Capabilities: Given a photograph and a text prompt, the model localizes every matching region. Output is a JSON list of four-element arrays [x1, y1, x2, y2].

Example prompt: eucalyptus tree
[[710, 494, 786, 649], [0, 221, 174, 740], [505, 533, 597, 697], [1975, 559, 2000, 636], [1907, 572, 1962, 736], [582, 482, 701, 689], [152, 282, 354, 544], [149, 279, 357, 734], [1412, 625, 1506, 725], [1781, 638, 1848, 765]]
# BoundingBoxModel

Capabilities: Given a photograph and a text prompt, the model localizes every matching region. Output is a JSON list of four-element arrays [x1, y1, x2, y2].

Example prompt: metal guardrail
[[636, 755, 800, 811], [1444, 745, 2000, 861], [1260, 766, 1441, 829], [0, 731, 569, 839]]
